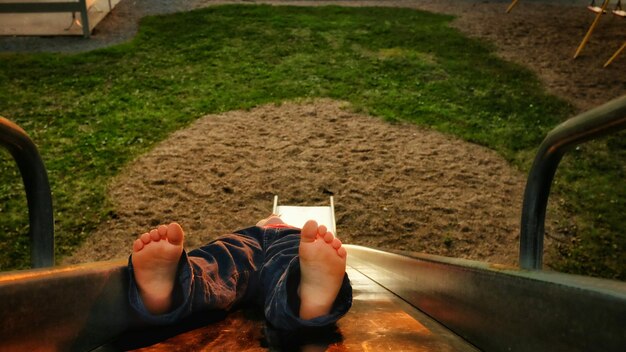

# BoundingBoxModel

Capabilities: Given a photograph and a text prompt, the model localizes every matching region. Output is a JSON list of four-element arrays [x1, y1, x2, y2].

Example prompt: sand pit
[[66, 100, 544, 266]]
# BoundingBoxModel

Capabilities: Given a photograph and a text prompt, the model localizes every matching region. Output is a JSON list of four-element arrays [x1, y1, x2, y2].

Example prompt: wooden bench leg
[[604, 41, 626, 67], [79, 0, 90, 38]]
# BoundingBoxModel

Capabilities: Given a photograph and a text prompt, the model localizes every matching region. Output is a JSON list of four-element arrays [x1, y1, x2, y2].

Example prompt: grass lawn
[[0, 5, 623, 279]]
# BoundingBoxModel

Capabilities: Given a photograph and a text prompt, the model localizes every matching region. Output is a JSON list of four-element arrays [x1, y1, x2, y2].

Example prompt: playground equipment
[[603, 0, 626, 67], [0, 0, 119, 38], [506, 0, 624, 66], [574, 0, 610, 58], [585, 0, 625, 29], [1, 96, 626, 350], [604, 41, 626, 66], [612, 0, 626, 16], [588, 0, 608, 13], [506, 0, 520, 13], [273, 195, 336, 235], [574, 0, 625, 60], [0, 118, 54, 268]]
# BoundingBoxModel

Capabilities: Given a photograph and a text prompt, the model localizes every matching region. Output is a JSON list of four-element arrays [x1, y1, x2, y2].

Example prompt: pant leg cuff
[[127, 251, 192, 325], [265, 260, 352, 330]]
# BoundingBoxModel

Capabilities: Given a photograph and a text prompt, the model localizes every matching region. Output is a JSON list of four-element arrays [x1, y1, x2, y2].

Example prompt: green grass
[[0, 5, 623, 279]]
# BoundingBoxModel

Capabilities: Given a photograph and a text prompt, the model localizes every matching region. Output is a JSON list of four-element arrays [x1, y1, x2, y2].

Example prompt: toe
[[331, 238, 342, 249], [301, 220, 318, 243], [167, 222, 184, 245], [150, 229, 160, 241], [133, 239, 144, 252], [157, 225, 168, 238], [337, 246, 347, 258], [140, 232, 151, 244], [323, 231, 334, 243], [317, 225, 327, 237]]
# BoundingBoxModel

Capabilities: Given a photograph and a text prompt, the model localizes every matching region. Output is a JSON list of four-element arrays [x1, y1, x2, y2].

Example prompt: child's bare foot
[[131, 222, 184, 315], [298, 220, 347, 320]]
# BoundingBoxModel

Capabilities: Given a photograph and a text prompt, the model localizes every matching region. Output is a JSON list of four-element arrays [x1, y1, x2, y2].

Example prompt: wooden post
[[604, 42, 626, 67], [78, 0, 90, 38], [574, 0, 610, 59], [506, 0, 521, 13]]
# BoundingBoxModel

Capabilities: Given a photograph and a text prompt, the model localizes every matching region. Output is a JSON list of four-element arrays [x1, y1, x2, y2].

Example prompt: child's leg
[[261, 220, 352, 330], [128, 223, 264, 324]]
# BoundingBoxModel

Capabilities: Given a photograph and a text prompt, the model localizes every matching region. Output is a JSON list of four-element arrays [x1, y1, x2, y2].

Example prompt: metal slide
[[1, 97, 626, 351]]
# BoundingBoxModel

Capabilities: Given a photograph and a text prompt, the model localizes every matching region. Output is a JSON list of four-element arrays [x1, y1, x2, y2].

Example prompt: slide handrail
[[0, 117, 54, 268], [520, 95, 626, 269]]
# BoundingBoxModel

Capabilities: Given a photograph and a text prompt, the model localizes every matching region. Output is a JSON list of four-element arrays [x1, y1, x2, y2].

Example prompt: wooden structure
[[506, 0, 624, 66], [0, 0, 120, 38], [604, 41, 626, 66]]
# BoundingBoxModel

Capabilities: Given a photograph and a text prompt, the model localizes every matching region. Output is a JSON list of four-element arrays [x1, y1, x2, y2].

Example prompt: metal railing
[[520, 95, 626, 269], [0, 117, 54, 268]]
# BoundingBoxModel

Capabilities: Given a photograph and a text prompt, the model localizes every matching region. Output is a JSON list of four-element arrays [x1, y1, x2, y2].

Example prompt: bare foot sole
[[298, 220, 347, 320], [131, 222, 184, 315]]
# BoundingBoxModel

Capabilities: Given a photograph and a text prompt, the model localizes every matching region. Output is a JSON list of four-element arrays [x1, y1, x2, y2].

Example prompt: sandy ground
[[67, 100, 531, 265], [5, 0, 620, 266]]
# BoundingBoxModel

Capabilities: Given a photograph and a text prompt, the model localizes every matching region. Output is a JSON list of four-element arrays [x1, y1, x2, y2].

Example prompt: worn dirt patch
[[66, 100, 549, 266]]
